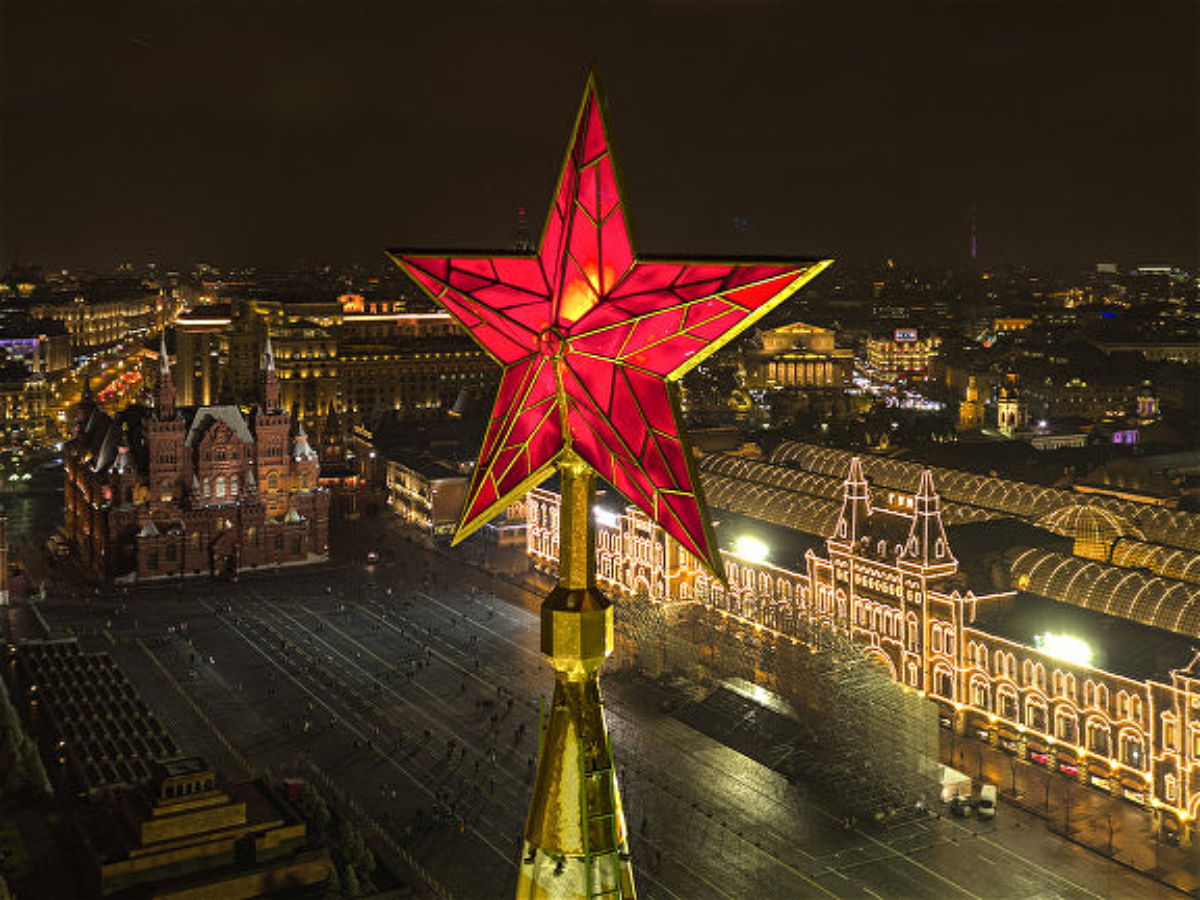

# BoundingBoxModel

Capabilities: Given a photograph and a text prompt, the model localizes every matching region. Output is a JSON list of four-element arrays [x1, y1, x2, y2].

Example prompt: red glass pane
[[625, 368, 676, 434], [599, 211, 633, 293], [610, 263, 684, 299], [448, 268, 492, 293], [454, 258, 497, 279], [725, 263, 795, 289], [688, 309, 748, 343], [577, 162, 599, 220], [723, 272, 799, 310], [568, 320, 632, 358], [597, 156, 621, 221], [562, 357, 616, 418], [492, 257, 549, 296], [579, 96, 607, 166], [673, 278, 727, 301]]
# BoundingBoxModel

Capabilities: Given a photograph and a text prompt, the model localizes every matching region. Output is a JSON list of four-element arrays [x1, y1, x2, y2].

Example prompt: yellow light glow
[[1035, 632, 1093, 667], [733, 535, 769, 564]]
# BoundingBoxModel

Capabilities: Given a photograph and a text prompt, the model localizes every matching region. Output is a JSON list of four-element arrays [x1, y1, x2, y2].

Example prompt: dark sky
[[2, 1, 1197, 273]]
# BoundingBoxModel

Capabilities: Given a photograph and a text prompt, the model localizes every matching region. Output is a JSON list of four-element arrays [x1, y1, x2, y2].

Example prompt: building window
[[1027, 700, 1047, 732], [1087, 722, 1109, 756], [1163, 716, 1177, 751], [998, 688, 1018, 721], [160, 480, 172, 502], [934, 668, 953, 700], [215, 476, 225, 500], [1056, 712, 1077, 744], [1166, 775, 1177, 802], [970, 678, 990, 711], [268, 472, 279, 491], [1120, 732, 1144, 769]]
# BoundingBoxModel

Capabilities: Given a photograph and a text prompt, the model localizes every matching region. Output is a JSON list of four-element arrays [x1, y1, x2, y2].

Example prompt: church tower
[[255, 334, 290, 516], [146, 334, 187, 508]]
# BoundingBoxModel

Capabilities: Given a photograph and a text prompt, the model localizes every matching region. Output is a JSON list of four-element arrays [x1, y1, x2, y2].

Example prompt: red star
[[389, 73, 830, 577]]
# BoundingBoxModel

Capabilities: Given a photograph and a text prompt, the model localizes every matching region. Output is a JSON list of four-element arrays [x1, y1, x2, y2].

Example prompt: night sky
[[2, 1, 1197, 273]]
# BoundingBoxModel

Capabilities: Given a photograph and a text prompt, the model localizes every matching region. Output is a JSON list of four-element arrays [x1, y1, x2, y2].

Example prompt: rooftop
[[974, 591, 1197, 682]]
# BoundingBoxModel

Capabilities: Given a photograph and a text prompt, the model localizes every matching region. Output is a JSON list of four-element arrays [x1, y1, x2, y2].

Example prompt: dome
[[1036, 504, 1144, 544]]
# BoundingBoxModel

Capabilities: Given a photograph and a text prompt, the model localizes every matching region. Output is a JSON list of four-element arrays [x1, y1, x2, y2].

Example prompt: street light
[[1034, 632, 1092, 667], [732, 536, 769, 564]]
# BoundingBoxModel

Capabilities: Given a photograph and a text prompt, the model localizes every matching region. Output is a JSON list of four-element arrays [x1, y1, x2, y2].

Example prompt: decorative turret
[[73, 379, 97, 437], [156, 332, 176, 420], [900, 469, 956, 572], [832, 456, 871, 546], [260, 334, 281, 412], [113, 423, 137, 475], [292, 425, 318, 463]]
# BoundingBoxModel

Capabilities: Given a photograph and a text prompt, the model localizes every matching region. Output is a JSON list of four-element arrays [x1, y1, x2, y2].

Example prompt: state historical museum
[[65, 338, 329, 582]]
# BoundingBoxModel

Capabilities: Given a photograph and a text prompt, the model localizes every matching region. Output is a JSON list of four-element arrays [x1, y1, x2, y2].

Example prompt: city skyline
[[1, 1, 1197, 273]]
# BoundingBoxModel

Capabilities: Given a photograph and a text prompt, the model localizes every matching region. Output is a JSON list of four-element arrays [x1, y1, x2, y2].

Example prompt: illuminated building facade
[[0, 362, 50, 444], [385, 450, 469, 539], [65, 338, 329, 582], [865, 330, 941, 379], [30, 285, 160, 356], [743, 321, 854, 390], [169, 296, 495, 427], [527, 458, 1200, 840]]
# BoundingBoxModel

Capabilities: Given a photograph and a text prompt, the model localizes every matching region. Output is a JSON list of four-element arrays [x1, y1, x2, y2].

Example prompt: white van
[[977, 784, 997, 819]]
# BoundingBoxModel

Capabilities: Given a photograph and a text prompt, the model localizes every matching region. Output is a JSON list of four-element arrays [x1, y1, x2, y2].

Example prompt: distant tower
[[969, 207, 978, 264], [156, 333, 176, 420], [997, 373, 1025, 437], [260, 335, 281, 413], [958, 375, 985, 431], [514, 206, 533, 253]]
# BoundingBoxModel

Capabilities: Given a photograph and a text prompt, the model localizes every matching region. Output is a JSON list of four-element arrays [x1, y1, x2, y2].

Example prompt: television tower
[[514, 205, 533, 253]]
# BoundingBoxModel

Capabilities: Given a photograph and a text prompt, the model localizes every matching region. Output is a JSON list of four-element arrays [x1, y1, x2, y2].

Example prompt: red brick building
[[65, 336, 329, 582]]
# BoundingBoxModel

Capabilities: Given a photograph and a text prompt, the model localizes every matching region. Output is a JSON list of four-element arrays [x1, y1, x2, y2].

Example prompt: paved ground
[[23, 513, 1188, 900]]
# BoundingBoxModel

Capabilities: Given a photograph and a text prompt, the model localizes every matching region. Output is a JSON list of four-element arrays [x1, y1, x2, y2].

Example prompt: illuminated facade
[[527, 459, 1200, 840], [65, 337, 329, 582], [30, 286, 160, 355], [743, 321, 854, 390], [865, 331, 940, 379]]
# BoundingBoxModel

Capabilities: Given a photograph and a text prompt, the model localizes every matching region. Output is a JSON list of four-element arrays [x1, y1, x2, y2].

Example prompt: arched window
[[1119, 731, 1145, 769], [202, 479, 211, 499], [933, 666, 954, 699], [1055, 710, 1077, 744], [969, 677, 990, 711], [1087, 719, 1110, 755], [215, 476, 225, 499], [268, 472, 279, 491], [1026, 698, 1048, 732], [998, 686, 1019, 720], [160, 480, 172, 502]]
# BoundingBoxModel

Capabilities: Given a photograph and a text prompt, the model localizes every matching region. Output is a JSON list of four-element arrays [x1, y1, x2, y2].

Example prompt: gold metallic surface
[[518, 456, 635, 898], [557, 453, 595, 592]]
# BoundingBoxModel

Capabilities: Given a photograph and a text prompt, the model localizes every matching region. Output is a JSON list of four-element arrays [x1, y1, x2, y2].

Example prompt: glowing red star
[[389, 73, 830, 577]]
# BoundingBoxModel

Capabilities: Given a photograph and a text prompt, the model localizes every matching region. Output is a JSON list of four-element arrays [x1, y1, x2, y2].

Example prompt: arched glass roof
[[772, 440, 1200, 551], [1009, 547, 1200, 637]]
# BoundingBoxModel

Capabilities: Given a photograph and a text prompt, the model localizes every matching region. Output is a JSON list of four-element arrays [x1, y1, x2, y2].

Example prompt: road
[[38, 529, 1180, 900]]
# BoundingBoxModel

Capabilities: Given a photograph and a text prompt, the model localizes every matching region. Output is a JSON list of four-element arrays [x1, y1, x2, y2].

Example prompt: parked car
[[949, 795, 973, 818], [977, 784, 997, 819]]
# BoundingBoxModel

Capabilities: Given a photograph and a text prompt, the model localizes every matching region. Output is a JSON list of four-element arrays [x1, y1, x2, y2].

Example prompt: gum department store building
[[527, 447, 1200, 842], [65, 337, 329, 582]]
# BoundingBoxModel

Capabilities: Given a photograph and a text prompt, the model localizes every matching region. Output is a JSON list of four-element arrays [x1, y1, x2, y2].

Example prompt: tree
[[321, 864, 342, 900], [343, 864, 362, 899]]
